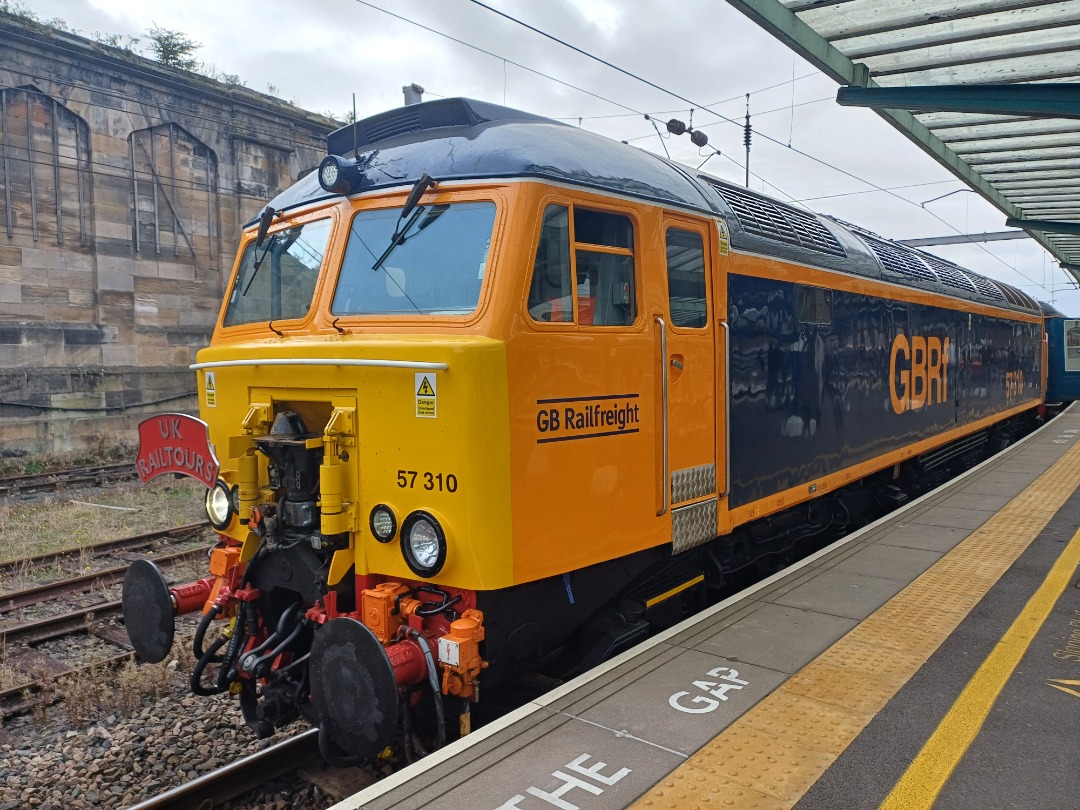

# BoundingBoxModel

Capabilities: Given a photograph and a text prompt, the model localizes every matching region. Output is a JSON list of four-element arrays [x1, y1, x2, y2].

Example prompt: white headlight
[[205, 480, 233, 530], [319, 159, 340, 190], [370, 504, 397, 542], [401, 511, 446, 576], [317, 155, 360, 194]]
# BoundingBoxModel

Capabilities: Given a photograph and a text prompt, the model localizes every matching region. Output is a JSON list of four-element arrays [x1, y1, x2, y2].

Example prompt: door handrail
[[657, 315, 669, 517], [719, 319, 730, 499]]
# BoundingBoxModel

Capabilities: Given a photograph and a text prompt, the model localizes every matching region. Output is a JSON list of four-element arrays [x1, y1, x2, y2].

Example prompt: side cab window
[[528, 204, 636, 326], [665, 228, 707, 328]]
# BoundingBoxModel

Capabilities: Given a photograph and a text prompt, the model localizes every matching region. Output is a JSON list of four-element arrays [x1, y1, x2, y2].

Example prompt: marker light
[[205, 479, 234, 530], [318, 155, 362, 195], [369, 504, 397, 543], [401, 511, 447, 577]]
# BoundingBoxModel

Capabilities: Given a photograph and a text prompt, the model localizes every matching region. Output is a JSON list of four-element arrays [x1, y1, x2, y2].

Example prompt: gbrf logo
[[890, 333, 950, 414]]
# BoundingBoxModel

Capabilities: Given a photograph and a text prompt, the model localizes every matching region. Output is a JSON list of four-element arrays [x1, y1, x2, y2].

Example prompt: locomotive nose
[[122, 559, 176, 663], [309, 617, 400, 763]]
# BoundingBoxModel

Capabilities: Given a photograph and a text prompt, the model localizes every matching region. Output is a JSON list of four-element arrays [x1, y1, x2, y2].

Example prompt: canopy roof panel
[[725, 0, 1080, 271]]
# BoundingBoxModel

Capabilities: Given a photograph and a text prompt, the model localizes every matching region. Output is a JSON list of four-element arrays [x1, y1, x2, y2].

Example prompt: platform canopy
[[725, 0, 1080, 280]]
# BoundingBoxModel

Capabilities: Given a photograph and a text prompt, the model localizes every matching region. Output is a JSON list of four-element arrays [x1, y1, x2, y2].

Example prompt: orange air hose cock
[[438, 609, 487, 700]]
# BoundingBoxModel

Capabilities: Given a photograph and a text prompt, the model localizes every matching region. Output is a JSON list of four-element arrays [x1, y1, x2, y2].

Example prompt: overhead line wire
[[551, 71, 821, 122], [463, 0, 1056, 293], [350, 0, 643, 116]]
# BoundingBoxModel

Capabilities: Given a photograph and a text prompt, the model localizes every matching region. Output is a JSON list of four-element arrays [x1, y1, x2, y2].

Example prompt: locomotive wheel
[[309, 617, 399, 762], [122, 559, 175, 663]]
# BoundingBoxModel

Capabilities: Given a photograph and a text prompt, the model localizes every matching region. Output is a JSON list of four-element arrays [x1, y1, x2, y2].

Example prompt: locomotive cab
[[124, 97, 728, 760]]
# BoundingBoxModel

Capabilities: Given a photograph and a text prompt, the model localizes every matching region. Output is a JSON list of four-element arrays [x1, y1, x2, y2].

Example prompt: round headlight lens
[[369, 504, 397, 542], [205, 480, 233, 530], [318, 157, 340, 191], [400, 511, 447, 577]]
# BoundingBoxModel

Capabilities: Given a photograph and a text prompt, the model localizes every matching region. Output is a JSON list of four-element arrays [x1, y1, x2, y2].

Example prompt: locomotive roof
[[261, 98, 1038, 315]]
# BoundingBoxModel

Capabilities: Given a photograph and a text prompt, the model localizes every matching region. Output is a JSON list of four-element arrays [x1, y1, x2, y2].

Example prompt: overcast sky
[[23, 0, 1078, 313]]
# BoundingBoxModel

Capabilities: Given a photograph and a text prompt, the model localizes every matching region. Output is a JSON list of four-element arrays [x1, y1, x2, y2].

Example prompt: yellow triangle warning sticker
[[205, 372, 215, 390], [416, 377, 435, 397]]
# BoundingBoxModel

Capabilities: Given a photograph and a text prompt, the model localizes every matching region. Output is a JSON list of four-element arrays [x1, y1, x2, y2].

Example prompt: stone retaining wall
[[0, 13, 334, 456]]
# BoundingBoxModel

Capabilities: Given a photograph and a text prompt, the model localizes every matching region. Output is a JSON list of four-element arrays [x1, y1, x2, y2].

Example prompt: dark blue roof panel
[[257, 98, 1037, 314]]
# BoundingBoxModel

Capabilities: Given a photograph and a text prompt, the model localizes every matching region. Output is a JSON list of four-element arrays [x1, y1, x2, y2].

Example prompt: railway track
[[0, 523, 212, 718], [0, 523, 209, 611], [0, 461, 137, 498], [125, 729, 321, 810], [0, 521, 207, 579]]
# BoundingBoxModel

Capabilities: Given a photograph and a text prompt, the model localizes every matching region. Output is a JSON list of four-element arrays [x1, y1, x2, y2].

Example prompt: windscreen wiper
[[244, 232, 278, 295], [371, 174, 437, 272]]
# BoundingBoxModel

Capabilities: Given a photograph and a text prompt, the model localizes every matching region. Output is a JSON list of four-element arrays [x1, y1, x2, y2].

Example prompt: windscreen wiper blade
[[371, 205, 426, 272], [371, 174, 438, 272]]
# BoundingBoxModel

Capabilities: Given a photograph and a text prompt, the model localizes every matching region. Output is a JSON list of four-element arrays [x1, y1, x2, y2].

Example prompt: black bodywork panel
[[728, 273, 1042, 508]]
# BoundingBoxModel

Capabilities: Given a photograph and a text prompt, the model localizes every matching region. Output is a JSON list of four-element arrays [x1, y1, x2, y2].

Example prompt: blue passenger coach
[[1044, 303, 1080, 403]]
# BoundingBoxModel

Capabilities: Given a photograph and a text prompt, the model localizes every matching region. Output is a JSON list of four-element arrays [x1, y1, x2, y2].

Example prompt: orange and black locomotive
[[123, 98, 1047, 763]]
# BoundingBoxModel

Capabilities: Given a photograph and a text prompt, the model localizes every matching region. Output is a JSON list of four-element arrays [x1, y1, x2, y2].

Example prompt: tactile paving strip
[[633, 428, 1080, 808]]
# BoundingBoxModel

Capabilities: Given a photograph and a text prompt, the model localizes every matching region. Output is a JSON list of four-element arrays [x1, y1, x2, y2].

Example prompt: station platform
[[333, 406, 1080, 810]]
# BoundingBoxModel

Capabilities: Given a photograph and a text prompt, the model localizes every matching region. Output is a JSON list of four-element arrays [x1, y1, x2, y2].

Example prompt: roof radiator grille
[[703, 180, 846, 257], [363, 108, 422, 143], [855, 231, 940, 286], [994, 280, 1038, 311], [961, 269, 1007, 302], [918, 252, 979, 295]]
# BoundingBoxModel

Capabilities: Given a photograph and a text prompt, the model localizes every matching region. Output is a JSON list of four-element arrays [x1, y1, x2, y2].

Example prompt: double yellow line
[[882, 522, 1080, 809]]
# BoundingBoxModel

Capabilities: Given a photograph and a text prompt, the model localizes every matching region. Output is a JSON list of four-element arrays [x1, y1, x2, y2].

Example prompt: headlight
[[318, 155, 362, 195], [205, 479, 234, 530], [318, 157, 339, 190], [400, 511, 447, 577], [369, 504, 397, 543]]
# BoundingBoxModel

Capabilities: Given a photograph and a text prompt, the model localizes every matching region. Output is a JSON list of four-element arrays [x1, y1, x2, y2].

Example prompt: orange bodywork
[[201, 180, 1043, 594]]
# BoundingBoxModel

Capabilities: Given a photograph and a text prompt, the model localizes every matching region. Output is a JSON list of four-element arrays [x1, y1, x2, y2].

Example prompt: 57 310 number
[[396, 470, 459, 493]]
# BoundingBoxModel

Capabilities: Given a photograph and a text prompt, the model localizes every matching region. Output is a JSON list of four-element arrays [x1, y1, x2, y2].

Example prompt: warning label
[[205, 371, 216, 408], [415, 373, 437, 418], [717, 220, 730, 256]]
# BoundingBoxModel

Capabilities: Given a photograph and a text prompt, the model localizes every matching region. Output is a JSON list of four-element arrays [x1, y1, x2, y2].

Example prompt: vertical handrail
[[656, 316, 669, 517], [719, 320, 730, 498]]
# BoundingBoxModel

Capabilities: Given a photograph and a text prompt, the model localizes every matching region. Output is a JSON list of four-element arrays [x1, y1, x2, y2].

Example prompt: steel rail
[[1, 598, 123, 645], [0, 522, 208, 578], [0, 546, 206, 613], [125, 729, 321, 810], [0, 461, 136, 497]]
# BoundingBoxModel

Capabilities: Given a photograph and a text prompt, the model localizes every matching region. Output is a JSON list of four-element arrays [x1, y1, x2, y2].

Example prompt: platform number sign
[[204, 371, 216, 408], [416, 372, 437, 418]]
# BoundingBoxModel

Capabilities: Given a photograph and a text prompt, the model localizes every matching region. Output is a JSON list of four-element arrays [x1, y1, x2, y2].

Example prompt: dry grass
[[0, 639, 26, 691], [59, 659, 177, 724], [0, 477, 208, 561]]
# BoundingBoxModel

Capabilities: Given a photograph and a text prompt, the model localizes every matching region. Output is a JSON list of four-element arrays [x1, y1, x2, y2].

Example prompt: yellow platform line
[[881, 520, 1080, 810], [632, 433, 1080, 809]]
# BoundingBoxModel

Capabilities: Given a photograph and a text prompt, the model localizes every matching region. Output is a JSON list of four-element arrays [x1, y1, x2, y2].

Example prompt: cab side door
[[659, 216, 719, 552]]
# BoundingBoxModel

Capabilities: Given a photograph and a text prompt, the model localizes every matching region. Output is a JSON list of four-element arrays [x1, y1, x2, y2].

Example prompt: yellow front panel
[[195, 334, 513, 590]]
